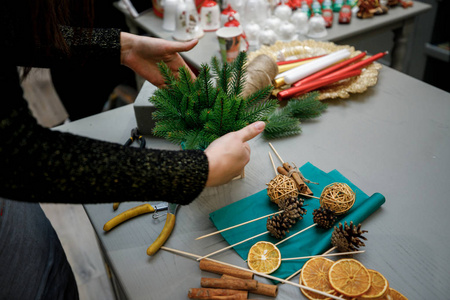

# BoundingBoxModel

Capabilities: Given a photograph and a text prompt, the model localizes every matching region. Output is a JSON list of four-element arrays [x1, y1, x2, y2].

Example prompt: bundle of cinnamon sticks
[[187, 260, 278, 299]]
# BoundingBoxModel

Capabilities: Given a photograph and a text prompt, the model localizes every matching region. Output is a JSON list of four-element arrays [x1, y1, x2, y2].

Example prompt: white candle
[[281, 49, 351, 85]]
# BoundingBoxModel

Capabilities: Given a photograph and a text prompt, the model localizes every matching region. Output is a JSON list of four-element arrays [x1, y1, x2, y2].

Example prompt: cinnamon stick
[[188, 288, 248, 299], [222, 274, 279, 297], [201, 277, 257, 291], [199, 259, 254, 279], [279, 163, 313, 195]]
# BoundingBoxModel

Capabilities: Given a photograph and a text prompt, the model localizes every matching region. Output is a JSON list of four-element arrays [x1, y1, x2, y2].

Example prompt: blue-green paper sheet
[[209, 162, 385, 281]]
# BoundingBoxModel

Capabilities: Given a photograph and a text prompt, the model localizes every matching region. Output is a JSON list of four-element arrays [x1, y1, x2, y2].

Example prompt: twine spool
[[320, 182, 356, 215], [267, 174, 299, 204]]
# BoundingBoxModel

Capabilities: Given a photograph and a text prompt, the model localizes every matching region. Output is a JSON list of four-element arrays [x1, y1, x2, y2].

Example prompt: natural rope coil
[[320, 182, 356, 215]]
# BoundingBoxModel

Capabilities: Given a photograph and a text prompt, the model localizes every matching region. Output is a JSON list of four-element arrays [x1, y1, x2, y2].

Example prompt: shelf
[[425, 42, 450, 63]]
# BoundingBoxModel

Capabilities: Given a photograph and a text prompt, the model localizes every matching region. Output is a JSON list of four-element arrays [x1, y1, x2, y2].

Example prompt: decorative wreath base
[[248, 40, 382, 100]]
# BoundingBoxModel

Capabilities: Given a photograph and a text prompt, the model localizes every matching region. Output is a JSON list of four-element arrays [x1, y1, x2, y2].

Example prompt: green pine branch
[[150, 54, 328, 149]]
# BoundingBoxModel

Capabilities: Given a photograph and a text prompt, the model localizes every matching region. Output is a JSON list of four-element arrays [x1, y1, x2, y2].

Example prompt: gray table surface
[[56, 65, 450, 299], [116, 1, 430, 70]]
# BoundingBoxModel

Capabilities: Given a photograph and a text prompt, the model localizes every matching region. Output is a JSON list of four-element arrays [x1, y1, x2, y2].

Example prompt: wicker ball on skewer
[[320, 182, 356, 215], [331, 221, 368, 252], [267, 174, 299, 205]]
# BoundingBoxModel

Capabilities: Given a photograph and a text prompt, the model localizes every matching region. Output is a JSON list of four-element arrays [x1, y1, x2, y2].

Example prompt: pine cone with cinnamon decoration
[[331, 221, 368, 252], [313, 207, 337, 229]]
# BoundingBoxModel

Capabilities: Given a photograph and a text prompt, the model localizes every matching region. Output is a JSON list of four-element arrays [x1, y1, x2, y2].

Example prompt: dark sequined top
[[0, 3, 209, 205]]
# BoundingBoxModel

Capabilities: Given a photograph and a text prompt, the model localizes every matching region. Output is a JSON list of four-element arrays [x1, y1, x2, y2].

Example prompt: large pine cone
[[267, 213, 292, 239], [278, 197, 307, 224], [313, 207, 337, 229], [331, 221, 368, 252]]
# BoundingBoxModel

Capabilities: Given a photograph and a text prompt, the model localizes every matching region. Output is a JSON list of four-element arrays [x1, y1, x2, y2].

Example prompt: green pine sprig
[[149, 52, 327, 149]]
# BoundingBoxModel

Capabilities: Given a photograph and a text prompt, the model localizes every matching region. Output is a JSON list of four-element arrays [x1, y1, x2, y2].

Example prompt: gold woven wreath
[[320, 182, 356, 215], [267, 174, 299, 205]]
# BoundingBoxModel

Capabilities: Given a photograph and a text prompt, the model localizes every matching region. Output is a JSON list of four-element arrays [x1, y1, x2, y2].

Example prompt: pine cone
[[267, 213, 292, 239], [313, 207, 337, 229], [278, 197, 307, 224], [331, 221, 368, 252]]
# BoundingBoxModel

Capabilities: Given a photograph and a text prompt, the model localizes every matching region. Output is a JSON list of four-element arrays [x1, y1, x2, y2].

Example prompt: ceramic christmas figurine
[[220, 4, 240, 27], [173, 0, 204, 41], [200, 0, 220, 31]]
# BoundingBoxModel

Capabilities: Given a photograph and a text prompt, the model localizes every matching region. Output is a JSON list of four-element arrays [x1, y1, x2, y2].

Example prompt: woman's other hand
[[120, 32, 198, 87], [204, 121, 266, 187]]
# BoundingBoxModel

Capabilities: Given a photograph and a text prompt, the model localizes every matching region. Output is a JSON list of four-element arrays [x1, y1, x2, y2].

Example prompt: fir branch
[[263, 114, 302, 139], [240, 99, 278, 123], [229, 52, 247, 97], [157, 61, 177, 86], [177, 66, 195, 95], [244, 85, 273, 108], [286, 92, 327, 120]]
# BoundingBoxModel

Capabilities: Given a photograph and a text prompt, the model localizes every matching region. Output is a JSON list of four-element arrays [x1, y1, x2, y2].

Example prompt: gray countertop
[[56, 65, 450, 299]]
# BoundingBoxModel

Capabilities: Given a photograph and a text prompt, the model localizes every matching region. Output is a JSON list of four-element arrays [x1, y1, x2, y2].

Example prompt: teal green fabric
[[209, 162, 385, 281]]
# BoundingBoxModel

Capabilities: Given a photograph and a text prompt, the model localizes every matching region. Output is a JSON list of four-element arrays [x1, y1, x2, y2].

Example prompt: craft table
[[114, 1, 430, 72], [55, 64, 450, 299]]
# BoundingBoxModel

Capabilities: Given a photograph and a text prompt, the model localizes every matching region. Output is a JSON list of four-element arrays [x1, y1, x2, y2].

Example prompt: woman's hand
[[204, 121, 266, 187], [120, 32, 198, 87]]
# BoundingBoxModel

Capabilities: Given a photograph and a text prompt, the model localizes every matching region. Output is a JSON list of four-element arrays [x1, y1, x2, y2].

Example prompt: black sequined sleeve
[[0, 66, 209, 205]]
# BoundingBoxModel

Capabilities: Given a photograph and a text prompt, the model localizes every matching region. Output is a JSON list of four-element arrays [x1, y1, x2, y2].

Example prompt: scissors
[[104, 202, 179, 256], [113, 127, 146, 211]]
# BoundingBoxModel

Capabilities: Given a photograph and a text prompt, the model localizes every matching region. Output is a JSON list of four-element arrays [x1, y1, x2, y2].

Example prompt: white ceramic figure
[[258, 26, 278, 46], [274, 1, 292, 19], [200, 0, 220, 31], [162, 0, 180, 31], [307, 14, 327, 38], [173, 0, 204, 41], [290, 10, 309, 35], [278, 20, 296, 41]]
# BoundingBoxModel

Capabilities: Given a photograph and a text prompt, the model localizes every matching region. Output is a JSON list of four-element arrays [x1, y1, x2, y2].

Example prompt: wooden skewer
[[284, 247, 336, 281], [274, 223, 317, 246], [281, 250, 365, 261], [161, 246, 344, 300], [268, 152, 277, 176], [268, 142, 284, 164], [195, 211, 284, 240], [196, 231, 269, 261]]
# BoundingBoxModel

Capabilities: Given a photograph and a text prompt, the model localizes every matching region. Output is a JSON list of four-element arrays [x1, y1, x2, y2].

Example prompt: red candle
[[276, 55, 326, 66], [292, 52, 367, 87], [277, 69, 362, 101], [320, 51, 387, 80]]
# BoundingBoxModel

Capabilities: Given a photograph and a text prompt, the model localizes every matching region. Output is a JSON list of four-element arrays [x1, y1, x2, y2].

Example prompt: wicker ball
[[267, 174, 299, 204], [320, 182, 355, 215]]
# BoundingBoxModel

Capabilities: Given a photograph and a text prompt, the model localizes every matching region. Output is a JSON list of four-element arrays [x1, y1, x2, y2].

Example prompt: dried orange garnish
[[300, 257, 336, 300], [247, 241, 281, 274], [328, 258, 371, 297], [388, 288, 408, 300], [360, 269, 389, 299]]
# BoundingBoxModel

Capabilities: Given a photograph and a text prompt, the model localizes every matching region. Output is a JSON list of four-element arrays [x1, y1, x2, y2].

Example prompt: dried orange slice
[[388, 288, 408, 300], [247, 241, 281, 274], [360, 269, 389, 299], [300, 257, 336, 300], [328, 258, 371, 297]]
